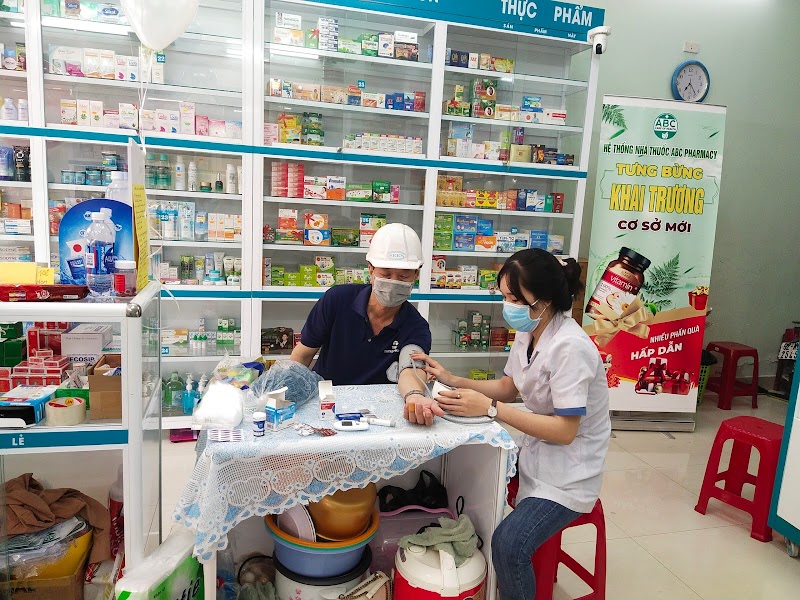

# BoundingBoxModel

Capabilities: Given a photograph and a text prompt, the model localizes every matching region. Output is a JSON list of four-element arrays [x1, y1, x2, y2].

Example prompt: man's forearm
[[398, 367, 428, 401]]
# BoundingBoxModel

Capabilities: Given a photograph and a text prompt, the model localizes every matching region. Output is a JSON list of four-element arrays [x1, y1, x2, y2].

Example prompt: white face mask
[[372, 277, 413, 307]]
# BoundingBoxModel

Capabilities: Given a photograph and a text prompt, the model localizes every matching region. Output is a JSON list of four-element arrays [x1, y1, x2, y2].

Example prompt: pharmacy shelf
[[434, 207, 573, 219], [44, 74, 242, 104], [160, 286, 248, 299], [435, 249, 515, 258], [0, 11, 24, 22], [444, 65, 589, 89], [263, 243, 367, 254], [146, 189, 243, 201], [0, 424, 128, 453], [429, 344, 510, 359], [0, 234, 35, 242], [161, 352, 240, 362], [441, 114, 582, 135], [0, 180, 33, 188], [48, 183, 107, 192], [161, 416, 194, 430], [0, 70, 26, 80], [40, 17, 241, 47], [155, 240, 242, 249], [264, 95, 428, 119], [436, 156, 584, 179], [0, 119, 28, 128], [415, 290, 502, 302], [263, 196, 424, 211], [266, 43, 433, 72], [42, 124, 245, 151]]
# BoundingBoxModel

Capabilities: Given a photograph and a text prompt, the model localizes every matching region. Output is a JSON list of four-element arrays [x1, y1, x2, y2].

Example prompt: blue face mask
[[502, 300, 549, 332]]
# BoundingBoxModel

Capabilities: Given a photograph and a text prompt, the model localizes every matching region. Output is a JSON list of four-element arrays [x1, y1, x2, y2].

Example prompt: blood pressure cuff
[[386, 344, 426, 383]]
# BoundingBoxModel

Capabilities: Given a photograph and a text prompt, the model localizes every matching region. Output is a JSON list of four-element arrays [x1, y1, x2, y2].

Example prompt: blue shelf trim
[[769, 352, 800, 545], [253, 290, 325, 300], [0, 428, 129, 450], [412, 293, 501, 302], [0, 124, 588, 179], [161, 289, 251, 299]]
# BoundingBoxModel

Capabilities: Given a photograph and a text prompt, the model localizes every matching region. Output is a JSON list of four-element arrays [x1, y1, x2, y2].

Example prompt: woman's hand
[[410, 353, 456, 387], [436, 388, 492, 418]]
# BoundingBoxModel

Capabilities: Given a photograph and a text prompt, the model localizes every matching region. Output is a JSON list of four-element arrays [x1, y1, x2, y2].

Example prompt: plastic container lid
[[90, 212, 105, 221], [110, 171, 124, 180], [252, 412, 266, 421], [115, 260, 136, 270]]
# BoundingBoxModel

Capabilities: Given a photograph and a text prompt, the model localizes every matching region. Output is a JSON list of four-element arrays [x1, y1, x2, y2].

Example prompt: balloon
[[121, 0, 200, 51]]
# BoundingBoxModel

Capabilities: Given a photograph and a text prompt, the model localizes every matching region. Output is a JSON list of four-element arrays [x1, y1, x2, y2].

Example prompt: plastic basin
[[265, 507, 379, 579]]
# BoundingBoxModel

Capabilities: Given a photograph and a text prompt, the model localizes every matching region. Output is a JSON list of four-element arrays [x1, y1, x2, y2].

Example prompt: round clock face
[[674, 62, 710, 102]]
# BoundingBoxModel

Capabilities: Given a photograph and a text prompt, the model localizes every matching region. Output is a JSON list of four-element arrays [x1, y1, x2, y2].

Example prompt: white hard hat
[[366, 223, 423, 270]]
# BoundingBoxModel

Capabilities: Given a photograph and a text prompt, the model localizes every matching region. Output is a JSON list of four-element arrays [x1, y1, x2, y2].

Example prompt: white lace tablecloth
[[174, 384, 518, 561]]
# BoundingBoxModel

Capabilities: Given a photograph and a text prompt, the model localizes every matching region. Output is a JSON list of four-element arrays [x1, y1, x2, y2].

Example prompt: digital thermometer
[[333, 420, 370, 431]]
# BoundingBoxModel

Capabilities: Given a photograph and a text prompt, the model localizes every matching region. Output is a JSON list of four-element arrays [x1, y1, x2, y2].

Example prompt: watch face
[[488, 405, 498, 418], [675, 63, 709, 102]]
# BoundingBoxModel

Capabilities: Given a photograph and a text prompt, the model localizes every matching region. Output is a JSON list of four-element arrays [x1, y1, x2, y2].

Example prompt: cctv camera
[[588, 26, 611, 55]]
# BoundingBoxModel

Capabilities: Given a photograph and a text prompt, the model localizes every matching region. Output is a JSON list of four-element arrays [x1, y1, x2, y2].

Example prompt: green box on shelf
[[305, 29, 319, 49], [2, 338, 26, 358], [434, 214, 455, 232], [331, 228, 359, 246], [285, 272, 302, 286], [0, 322, 23, 339], [271, 266, 285, 285], [434, 232, 454, 251]]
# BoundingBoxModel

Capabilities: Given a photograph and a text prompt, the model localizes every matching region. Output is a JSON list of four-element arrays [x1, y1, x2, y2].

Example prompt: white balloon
[[121, 0, 200, 51]]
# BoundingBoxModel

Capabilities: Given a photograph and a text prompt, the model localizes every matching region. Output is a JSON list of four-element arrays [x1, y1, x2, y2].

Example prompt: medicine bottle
[[113, 260, 137, 297], [585, 247, 651, 317]]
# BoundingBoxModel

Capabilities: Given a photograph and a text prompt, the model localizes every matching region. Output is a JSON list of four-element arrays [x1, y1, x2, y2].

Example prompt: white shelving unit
[[1, 0, 604, 431], [0, 283, 162, 568]]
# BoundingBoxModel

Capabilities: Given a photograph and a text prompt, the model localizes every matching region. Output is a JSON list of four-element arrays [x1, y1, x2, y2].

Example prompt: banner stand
[[611, 411, 696, 432], [584, 96, 727, 432]]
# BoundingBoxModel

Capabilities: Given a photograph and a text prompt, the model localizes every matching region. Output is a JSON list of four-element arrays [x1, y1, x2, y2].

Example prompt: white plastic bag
[[191, 380, 244, 430]]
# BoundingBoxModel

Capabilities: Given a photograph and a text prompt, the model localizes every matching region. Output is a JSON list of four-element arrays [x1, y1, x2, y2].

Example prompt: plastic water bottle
[[105, 171, 130, 203], [85, 211, 116, 297], [174, 155, 186, 191]]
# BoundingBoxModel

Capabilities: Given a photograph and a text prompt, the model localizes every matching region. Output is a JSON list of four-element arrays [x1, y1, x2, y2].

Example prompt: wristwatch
[[487, 398, 498, 418]]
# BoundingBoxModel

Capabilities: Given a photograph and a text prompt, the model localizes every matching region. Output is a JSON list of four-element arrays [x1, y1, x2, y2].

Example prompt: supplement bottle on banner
[[585, 247, 651, 317]]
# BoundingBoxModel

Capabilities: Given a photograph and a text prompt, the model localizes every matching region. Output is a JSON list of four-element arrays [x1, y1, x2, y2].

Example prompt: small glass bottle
[[585, 247, 651, 317], [113, 260, 137, 297]]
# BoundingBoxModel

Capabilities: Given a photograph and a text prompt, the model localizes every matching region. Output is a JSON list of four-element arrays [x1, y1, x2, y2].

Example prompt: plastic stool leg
[[750, 447, 779, 542], [723, 440, 751, 496], [533, 535, 559, 600], [717, 357, 733, 410], [696, 431, 727, 514], [751, 354, 760, 408]]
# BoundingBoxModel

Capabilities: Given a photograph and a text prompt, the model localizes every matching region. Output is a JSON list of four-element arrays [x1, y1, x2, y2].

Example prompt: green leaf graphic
[[602, 104, 627, 130], [609, 129, 626, 140], [642, 253, 680, 300]]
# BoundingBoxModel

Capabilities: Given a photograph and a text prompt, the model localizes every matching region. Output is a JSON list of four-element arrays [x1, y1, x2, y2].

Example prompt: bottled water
[[104, 171, 130, 204], [85, 211, 116, 297]]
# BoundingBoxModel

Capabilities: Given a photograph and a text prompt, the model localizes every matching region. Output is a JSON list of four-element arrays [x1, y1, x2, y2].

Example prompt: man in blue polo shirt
[[290, 223, 443, 425]]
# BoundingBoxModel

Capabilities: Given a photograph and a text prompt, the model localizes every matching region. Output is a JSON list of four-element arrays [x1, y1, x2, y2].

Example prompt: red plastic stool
[[532, 500, 607, 600], [705, 341, 760, 410], [694, 416, 784, 542]]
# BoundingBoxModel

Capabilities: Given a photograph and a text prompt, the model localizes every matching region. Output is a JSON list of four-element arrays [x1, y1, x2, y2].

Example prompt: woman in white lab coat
[[411, 248, 611, 600]]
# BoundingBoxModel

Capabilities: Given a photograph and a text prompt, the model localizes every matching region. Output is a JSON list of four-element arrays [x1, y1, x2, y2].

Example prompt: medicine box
[[0, 385, 59, 427], [61, 324, 113, 365]]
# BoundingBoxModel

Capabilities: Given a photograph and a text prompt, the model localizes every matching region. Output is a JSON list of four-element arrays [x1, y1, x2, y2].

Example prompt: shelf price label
[[357, 80, 366, 89]]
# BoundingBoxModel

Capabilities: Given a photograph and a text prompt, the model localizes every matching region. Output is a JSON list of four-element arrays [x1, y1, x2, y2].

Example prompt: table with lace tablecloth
[[174, 384, 518, 562]]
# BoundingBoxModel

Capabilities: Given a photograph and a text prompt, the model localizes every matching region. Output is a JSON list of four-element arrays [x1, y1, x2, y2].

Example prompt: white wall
[[580, 0, 800, 378]]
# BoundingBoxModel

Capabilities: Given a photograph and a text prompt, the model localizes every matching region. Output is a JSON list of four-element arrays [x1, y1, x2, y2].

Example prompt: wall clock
[[671, 60, 710, 102]]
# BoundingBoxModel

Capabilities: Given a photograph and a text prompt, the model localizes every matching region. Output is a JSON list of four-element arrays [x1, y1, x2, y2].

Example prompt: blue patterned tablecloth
[[174, 384, 518, 561]]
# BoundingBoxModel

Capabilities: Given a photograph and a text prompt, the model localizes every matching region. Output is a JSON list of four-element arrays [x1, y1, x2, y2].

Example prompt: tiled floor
[[161, 395, 800, 599]]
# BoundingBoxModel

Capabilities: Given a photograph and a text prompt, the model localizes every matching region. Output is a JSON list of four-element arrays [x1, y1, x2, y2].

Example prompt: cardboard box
[[88, 354, 122, 420], [61, 324, 112, 365]]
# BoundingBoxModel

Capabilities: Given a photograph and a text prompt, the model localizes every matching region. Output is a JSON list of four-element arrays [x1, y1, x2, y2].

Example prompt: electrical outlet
[[683, 41, 700, 54]]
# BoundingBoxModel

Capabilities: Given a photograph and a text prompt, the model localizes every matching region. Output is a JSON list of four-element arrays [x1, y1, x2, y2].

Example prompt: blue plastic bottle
[[84, 211, 116, 296]]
